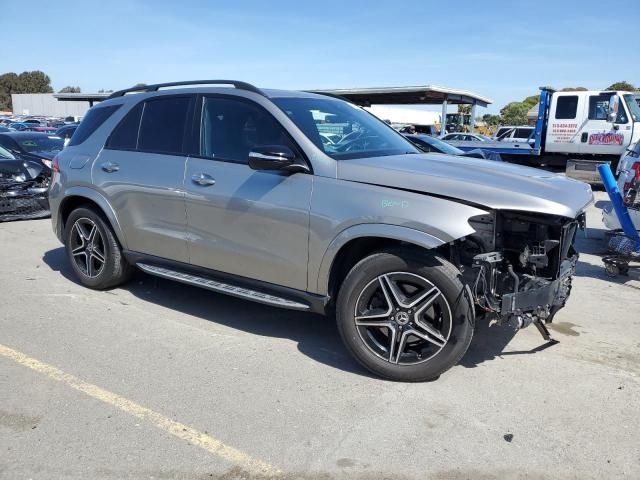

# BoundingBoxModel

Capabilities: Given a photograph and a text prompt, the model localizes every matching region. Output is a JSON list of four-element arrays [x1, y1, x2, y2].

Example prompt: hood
[[337, 153, 593, 218]]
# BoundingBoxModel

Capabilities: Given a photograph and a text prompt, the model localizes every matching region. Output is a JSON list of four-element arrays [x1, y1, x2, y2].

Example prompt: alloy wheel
[[353, 271, 452, 365], [69, 218, 106, 278]]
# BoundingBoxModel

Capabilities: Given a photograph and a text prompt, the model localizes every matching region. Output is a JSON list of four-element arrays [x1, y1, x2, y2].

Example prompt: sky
[[2, 0, 638, 114]]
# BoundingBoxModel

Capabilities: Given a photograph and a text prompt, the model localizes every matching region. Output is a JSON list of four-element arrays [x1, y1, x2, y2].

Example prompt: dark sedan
[[0, 132, 64, 167], [404, 134, 502, 161]]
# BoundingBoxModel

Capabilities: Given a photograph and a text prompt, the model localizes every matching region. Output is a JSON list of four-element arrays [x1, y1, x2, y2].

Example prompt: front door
[[578, 93, 632, 155], [183, 95, 312, 290]]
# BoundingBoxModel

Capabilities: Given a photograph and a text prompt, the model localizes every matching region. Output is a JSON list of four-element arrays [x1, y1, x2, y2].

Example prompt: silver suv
[[49, 80, 593, 381]]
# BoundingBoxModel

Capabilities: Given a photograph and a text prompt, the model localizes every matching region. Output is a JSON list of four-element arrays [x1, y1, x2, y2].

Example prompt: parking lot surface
[[1, 191, 639, 480]]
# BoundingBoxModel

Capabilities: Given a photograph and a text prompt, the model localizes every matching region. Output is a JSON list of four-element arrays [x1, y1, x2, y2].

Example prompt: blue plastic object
[[598, 163, 640, 252]]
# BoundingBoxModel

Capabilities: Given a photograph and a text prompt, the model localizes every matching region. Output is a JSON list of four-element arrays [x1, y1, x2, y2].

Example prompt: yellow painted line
[[0, 343, 279, 476]]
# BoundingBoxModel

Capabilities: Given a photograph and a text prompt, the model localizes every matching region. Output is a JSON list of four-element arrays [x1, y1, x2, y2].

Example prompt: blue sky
[[2, 0, 638, 113]]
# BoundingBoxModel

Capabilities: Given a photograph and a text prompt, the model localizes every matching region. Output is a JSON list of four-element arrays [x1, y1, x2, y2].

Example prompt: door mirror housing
[[248, 145, 309, 173], [607, 94, 620, 123]]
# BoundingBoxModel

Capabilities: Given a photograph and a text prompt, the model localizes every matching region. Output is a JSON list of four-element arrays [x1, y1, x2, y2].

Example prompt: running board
[[137, 263, 310, 311]]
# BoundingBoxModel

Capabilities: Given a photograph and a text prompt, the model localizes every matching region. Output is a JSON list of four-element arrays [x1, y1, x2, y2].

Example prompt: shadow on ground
[[43, 247, 553, 378]]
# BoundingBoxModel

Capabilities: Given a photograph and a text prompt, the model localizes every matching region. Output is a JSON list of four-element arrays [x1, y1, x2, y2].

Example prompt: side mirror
[[607, 94, 620, 123], [248, 145, 309, 173]]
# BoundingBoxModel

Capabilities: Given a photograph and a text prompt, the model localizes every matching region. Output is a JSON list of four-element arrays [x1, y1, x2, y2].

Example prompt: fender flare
[[314, 223, 447, 295], [60, 186, 128, 248]]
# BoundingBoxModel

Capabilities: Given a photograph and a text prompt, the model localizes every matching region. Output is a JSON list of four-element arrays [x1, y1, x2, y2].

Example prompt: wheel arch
[[58, 187, 127, 248], [317, 224, 448, 299]]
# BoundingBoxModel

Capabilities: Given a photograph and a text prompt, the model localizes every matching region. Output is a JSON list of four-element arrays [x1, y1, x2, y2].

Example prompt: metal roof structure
[[307, 85, 493, 108], [53, 92, 111, 106]]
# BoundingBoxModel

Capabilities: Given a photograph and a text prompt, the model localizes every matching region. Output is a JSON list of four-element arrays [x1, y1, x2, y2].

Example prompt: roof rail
[[108, 80, 265, 99]]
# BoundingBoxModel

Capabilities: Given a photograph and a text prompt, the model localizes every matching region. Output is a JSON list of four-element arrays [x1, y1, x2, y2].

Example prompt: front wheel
[[336, 249, 474, 382]]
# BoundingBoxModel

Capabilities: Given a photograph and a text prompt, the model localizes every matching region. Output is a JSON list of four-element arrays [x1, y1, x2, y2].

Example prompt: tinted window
[[138, 96, 192, 154], [555, 96, 578, 119], [588, 94, 628, 123], [200, 97, 295, 163], [68, 105, 120, 146], [16, 135, 64, 153], [107, 103, 143, 150], [514, 128, 533, 139]]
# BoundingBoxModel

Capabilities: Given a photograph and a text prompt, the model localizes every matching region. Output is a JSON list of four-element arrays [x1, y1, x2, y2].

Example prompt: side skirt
[[124, 251, 329, 315]]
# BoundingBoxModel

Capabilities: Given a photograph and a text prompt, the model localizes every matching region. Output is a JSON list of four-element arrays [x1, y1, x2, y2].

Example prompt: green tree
[[0, 72, 19, 111], [16, 71, 53, 94], [58, 86, 81, 93], [482, 113, 502, 126], [500, 102, 531, 125], [561, 87, 588, 91], [605, 81, 636, 91]]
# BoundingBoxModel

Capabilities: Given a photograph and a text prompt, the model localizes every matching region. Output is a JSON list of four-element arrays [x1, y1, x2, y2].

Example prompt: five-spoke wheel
[[69, 218, 106, 278], [336, 249, 474, 382]]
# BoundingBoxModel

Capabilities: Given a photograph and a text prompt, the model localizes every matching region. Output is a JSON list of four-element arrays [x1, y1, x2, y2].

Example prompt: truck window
[[588, 94, 628, 123], [555, 96, 578, 119]]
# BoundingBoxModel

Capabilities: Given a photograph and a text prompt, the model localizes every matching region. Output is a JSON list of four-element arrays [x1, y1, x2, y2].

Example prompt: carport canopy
[[53, 92, 111, 107], [307, 85, 493, 131]]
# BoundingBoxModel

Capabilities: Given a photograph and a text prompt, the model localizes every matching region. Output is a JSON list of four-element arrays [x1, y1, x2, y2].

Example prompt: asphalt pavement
[[1, 191, 639, 480]]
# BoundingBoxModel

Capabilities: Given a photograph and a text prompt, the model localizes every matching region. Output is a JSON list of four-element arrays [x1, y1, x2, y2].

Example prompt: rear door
[[183, 95, 312, 289], [93, 95, 195, 262], [545, 93, 584, 153], [579, 93, 632, 155]]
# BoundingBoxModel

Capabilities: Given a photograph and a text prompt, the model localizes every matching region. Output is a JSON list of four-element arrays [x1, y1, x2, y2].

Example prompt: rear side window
[[68, 105, 120, 146], [515, 128, 533, 139], [555, 96, 578, 119], [138, 96, 192, 155], [107, 103, 143, 150]]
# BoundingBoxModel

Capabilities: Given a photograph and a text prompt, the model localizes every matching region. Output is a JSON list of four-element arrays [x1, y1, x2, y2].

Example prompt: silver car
[[49, 80, 593, 381]]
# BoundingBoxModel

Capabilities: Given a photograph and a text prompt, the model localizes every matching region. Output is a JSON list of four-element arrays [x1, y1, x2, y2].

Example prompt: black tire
[[64, 206, 133, 289], [336, 249, 474, 382]]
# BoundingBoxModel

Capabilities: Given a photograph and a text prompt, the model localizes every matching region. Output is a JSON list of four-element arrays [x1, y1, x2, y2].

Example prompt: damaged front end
[[0, 161, 51, 222], [453, 210, 585, 339]]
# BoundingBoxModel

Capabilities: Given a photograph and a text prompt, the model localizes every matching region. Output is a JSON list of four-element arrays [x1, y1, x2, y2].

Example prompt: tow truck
[[446, 87, 640, 182]]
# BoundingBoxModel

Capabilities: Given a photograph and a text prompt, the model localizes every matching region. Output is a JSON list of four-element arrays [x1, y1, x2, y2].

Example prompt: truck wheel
[[64, 207, 133, 290], [336, 249, 474, 382]]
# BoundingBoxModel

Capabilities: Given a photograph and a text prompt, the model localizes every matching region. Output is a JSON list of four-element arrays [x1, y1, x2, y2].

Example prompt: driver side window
[[200, 97, 294, 163]]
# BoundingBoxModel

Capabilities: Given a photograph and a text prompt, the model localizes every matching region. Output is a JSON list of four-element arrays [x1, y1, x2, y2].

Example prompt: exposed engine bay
[[0, 159, 51, 222], [450, 210, 585, 339]]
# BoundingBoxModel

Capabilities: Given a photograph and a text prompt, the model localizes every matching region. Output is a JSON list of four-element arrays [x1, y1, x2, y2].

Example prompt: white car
[[441, 133, 492, 142], [602, 141, 640, 230], [493, 126, 534, 143]]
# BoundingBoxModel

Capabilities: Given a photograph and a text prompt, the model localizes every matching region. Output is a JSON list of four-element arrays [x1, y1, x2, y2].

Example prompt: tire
[[64, 206, 133, 289], [336, 249, 474, 382]]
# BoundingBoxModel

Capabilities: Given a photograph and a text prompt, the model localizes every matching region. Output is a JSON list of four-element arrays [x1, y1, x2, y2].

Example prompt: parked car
[[55, 124, 78, 145], [0, 145, 51, 221], [494, 126, 535, 143], [7, 122, 31, 131], [50, 80, 593, 382], [441, 133, 492, 142], [0, 132, 64, 166], [404, 134, 502, 161], [28, 126, 58, 134], [603, 141, 640, 230]]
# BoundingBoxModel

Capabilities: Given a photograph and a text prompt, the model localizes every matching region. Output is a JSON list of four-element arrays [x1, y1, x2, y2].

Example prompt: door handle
[[581, 132, 588, 143], [191, 173, 216, 186], [101, 161, 119, 173]]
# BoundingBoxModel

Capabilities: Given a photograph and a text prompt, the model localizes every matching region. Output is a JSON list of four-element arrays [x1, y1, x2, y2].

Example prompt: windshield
[[272, 97, 420, 160], [17, 135, 64, 153], [623, 94, 640, 122], [0, 145, 16, 159]]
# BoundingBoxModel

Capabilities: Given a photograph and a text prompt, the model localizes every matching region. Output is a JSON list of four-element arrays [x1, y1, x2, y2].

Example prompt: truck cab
[[544, 90, 640, 181]]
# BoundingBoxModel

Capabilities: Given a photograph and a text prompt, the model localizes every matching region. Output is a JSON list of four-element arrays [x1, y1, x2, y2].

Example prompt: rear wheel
[[64, 207, 132, 289], [336, 249, 474, 381]]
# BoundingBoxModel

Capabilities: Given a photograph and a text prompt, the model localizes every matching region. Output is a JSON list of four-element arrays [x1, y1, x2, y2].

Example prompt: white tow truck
[[448, 87, 640, 182]]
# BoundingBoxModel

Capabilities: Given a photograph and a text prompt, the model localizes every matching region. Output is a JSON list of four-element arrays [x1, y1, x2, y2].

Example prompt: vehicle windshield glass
[[17, 135, 64, 153], [623, 94, 640, 122], [272, 97, 420, 160], [0, 145, 16, 159], [419, 136, 464, 155]]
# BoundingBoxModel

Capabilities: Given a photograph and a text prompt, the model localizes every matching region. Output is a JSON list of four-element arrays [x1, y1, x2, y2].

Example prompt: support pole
[[598, 163, 640, 250], [470, 103, 477, 133], [440, 97, 448, 135]]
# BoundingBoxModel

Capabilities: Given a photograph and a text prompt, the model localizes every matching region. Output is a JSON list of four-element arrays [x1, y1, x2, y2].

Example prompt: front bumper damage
[[466, 211, 583, 341], [0, 183, 50, 222]]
